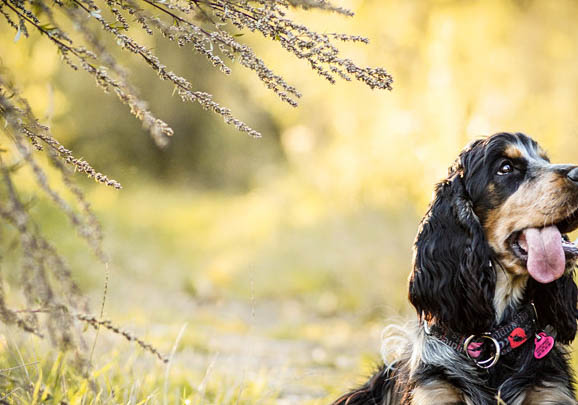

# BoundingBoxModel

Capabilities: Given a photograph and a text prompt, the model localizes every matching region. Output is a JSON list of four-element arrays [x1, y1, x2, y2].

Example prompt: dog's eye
[[497, 160, 514, 175]]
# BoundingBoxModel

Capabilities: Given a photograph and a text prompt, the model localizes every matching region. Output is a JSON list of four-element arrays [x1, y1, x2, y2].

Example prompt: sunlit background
[[2, 0, 578, 403]]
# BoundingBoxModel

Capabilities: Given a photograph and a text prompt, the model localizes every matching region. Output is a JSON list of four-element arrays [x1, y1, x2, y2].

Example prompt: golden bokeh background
[[2, 0, 578, 403]]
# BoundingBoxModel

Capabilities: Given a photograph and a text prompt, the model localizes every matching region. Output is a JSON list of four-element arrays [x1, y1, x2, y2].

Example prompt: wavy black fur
[[525, 274, 578, 344], [331, 367, 393, 405], [410, 163, 496, 334]]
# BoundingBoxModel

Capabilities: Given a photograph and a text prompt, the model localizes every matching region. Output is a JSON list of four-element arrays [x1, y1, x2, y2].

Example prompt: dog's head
[[409, 132, 578, 341]]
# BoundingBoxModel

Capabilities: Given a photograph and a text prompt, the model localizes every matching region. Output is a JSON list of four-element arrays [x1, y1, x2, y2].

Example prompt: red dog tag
[[534, 332, 554, 359], [508, 327, 528, 348]]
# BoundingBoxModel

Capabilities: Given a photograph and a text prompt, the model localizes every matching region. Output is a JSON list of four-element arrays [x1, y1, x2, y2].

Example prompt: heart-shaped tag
[[534, 332, 554, 359]]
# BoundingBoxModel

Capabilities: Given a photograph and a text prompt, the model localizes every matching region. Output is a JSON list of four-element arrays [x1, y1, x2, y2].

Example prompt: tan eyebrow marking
[[503, 145, 523, 159]]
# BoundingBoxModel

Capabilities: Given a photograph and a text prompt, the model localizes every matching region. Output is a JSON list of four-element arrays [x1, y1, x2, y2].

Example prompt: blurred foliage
[[3, 0, 578, 403]]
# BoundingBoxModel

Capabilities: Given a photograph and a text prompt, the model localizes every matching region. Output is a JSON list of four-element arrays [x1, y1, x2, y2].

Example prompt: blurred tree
[[0, 0, 392, 365]]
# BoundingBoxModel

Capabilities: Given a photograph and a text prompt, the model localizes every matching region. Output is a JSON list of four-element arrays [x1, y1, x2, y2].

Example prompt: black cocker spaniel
[[333, 133, 578, 405]]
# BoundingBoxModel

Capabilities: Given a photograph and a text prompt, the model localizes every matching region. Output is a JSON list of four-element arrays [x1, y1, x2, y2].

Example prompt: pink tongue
[[521, 226, 565, 284]]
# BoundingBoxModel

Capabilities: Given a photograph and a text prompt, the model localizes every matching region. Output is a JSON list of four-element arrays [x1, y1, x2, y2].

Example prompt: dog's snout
[[568, 167, 578, 183]]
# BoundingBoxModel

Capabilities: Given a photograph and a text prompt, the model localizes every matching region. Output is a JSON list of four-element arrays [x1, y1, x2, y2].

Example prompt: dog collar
[[424, 304, 539, 369]]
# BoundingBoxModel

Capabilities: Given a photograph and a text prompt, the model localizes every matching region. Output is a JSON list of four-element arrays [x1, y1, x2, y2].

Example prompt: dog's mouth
[[507, 208, 578, 284]]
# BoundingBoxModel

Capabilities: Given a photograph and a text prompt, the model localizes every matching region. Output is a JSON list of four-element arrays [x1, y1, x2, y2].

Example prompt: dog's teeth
[[518, 234, 528, 253]]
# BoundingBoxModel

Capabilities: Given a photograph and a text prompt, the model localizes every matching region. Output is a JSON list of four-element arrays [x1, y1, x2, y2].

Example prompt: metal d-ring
[[464, 334, 501, 369]]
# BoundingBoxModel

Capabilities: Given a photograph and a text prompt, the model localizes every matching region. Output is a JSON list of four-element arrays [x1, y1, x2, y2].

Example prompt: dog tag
[[534, 332, 554, 359], [507, 327, 528, 349]]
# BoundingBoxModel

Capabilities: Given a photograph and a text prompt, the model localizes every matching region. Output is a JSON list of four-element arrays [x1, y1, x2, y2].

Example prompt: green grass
[[2, 181, 415, 403], [0, 342, 279, 404]]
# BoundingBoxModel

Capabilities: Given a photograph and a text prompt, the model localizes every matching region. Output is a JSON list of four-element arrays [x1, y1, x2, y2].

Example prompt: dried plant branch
[[1, 0, 392, 143], [0, 72, 111, 357], [0, 0, 392, 371], [76, 313, 169, 363]]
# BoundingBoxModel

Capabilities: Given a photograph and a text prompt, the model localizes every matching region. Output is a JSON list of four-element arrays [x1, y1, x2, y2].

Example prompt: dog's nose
[[568, 167, 578, 183]]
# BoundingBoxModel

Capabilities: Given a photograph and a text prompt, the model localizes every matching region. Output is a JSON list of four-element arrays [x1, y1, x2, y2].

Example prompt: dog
[[332, 132, 578, 405]]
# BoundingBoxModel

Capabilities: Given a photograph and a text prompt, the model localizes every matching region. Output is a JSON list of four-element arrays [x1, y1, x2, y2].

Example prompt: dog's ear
[[409, 168, 496, 334], [526, 273, 578, 344]]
